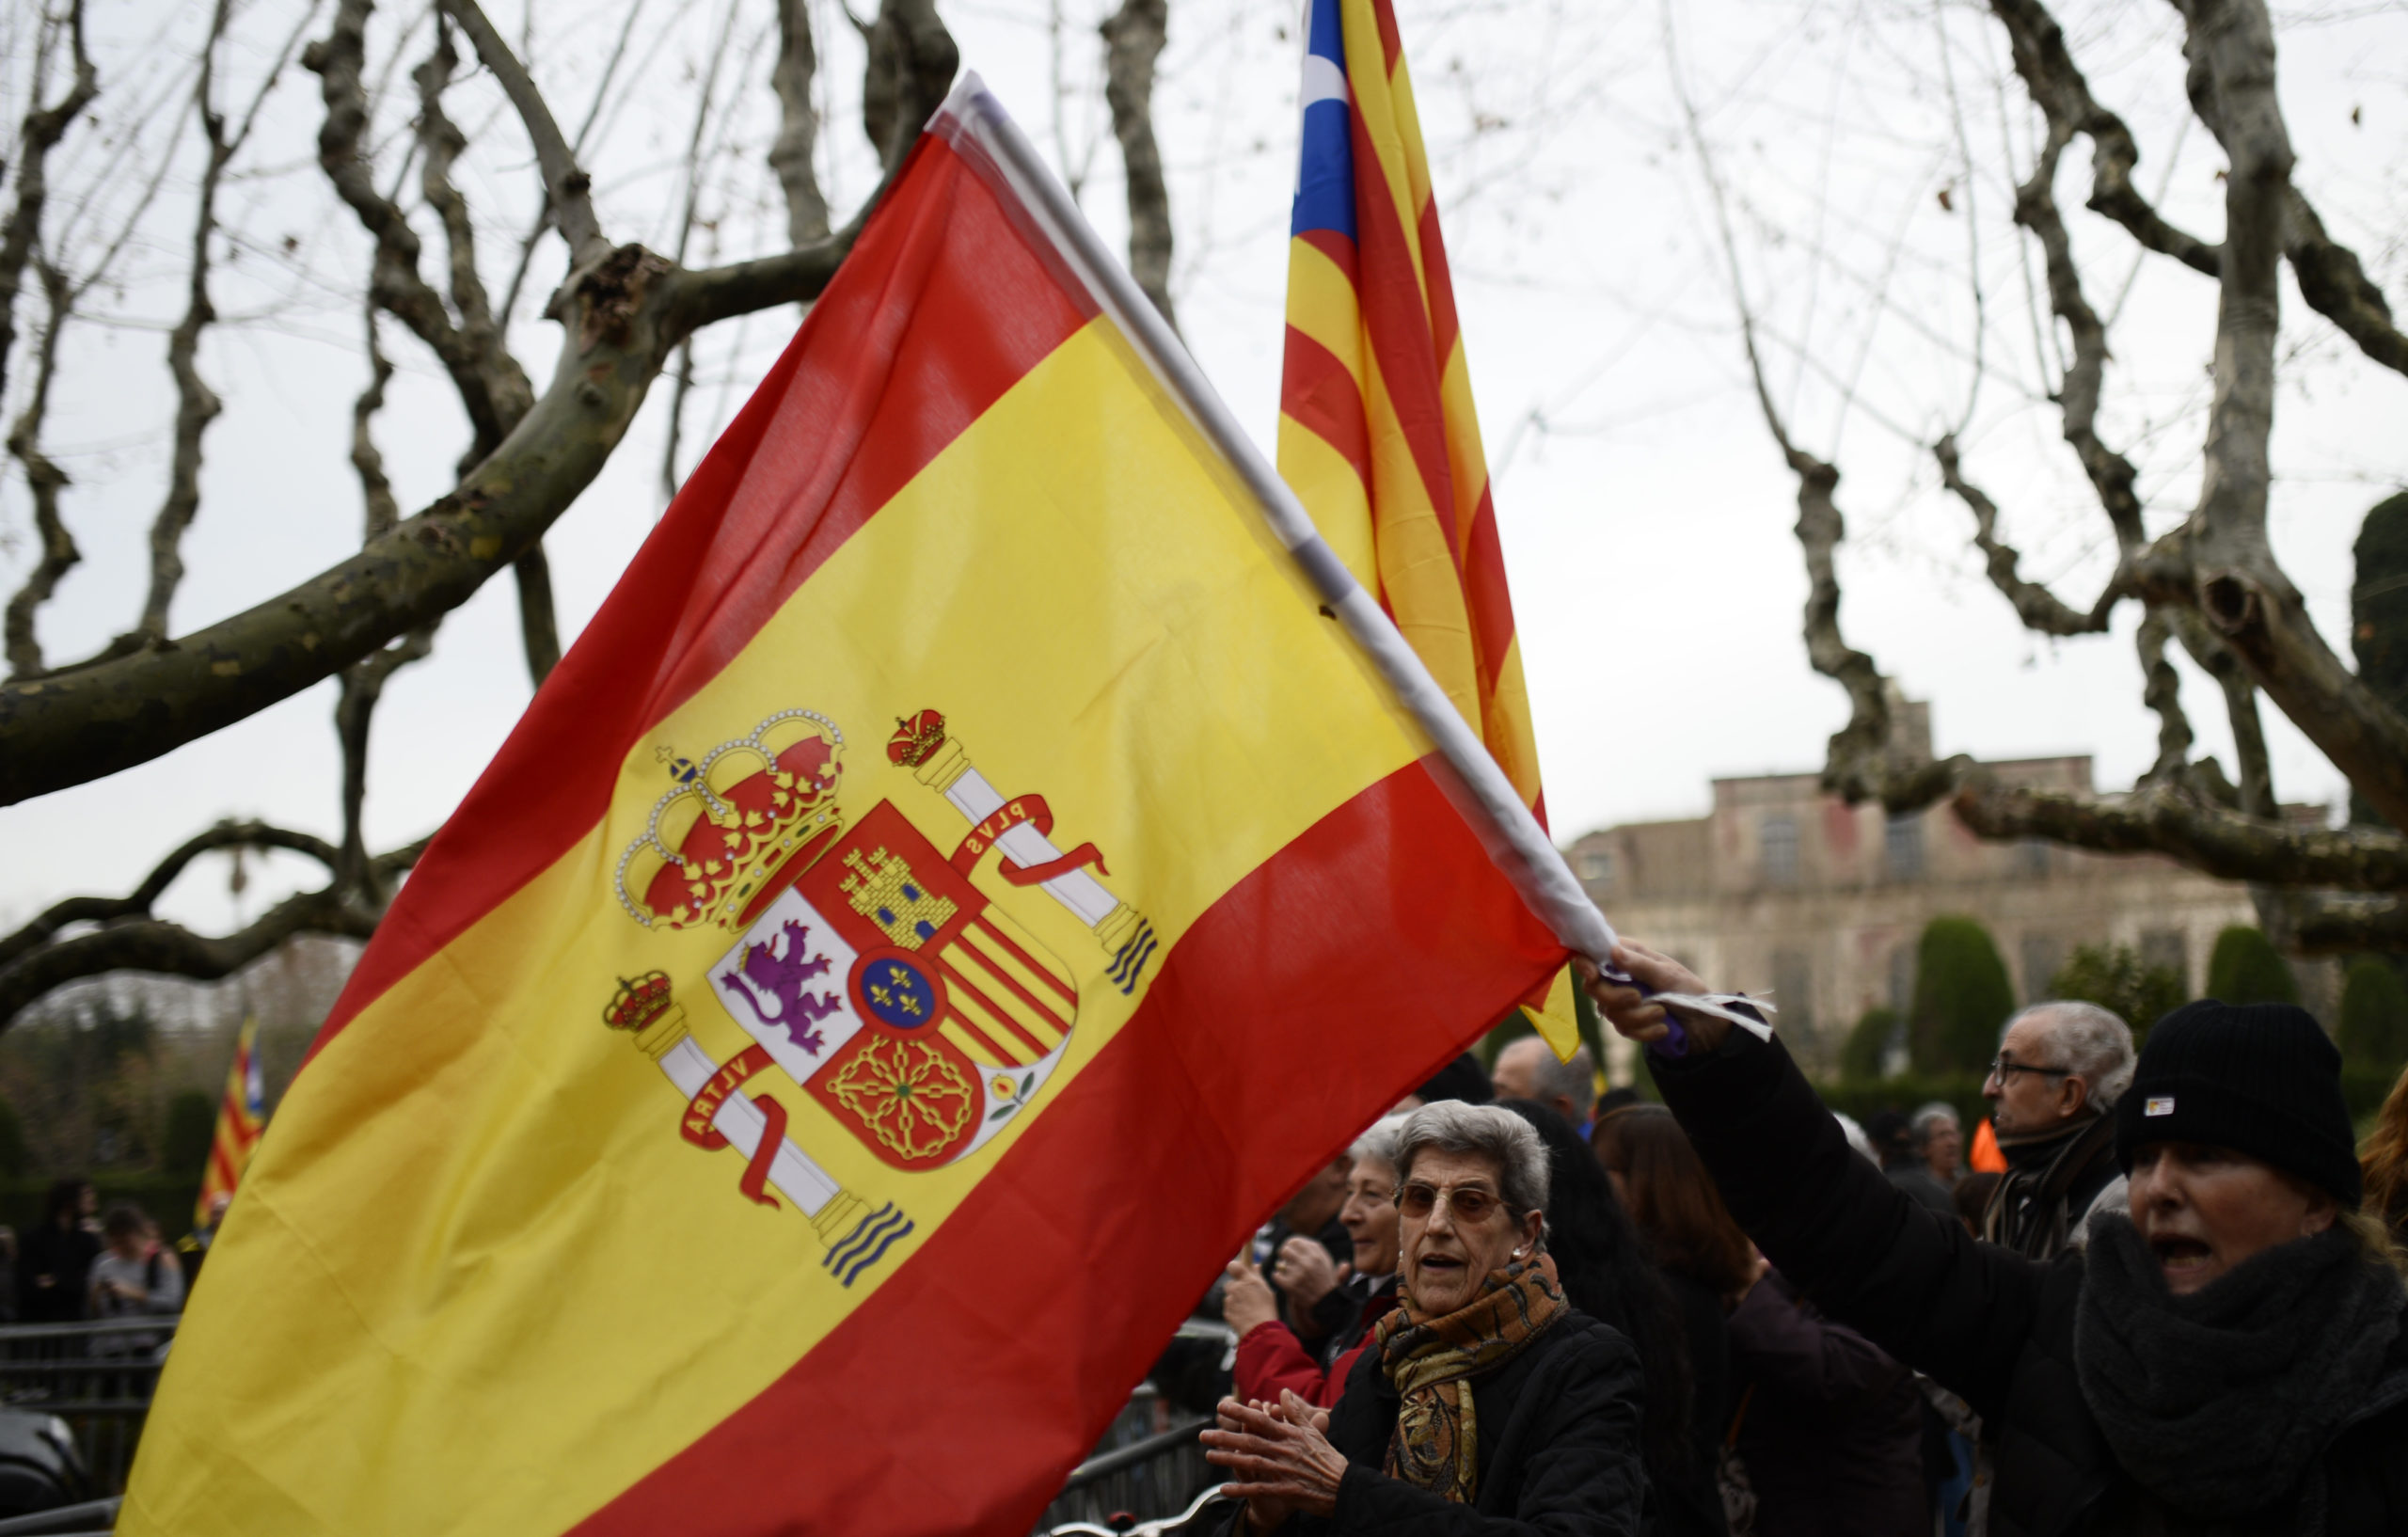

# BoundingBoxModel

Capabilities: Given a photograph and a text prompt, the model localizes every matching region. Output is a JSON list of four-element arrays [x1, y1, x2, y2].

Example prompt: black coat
[[17, 1222, 97, 1324], [1653, 1029, 2408, 1537], [1260, 1307, 1650, 1536], [1724, 1270, 1925, 1537]]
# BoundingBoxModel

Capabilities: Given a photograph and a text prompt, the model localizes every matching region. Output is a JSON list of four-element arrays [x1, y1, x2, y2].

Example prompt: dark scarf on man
[[1374, 1254, 1566, 1504], [2075, 1213, 2405, 1521], [1986, 1113, 2117, 1257]]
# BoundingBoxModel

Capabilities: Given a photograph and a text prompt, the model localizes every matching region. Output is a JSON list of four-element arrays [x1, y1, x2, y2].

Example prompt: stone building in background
[[1566, 701, 2332, 1079]]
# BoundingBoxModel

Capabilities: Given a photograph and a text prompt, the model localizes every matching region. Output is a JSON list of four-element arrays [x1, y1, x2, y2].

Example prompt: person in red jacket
[[1227, 1117, 1404, 1408]]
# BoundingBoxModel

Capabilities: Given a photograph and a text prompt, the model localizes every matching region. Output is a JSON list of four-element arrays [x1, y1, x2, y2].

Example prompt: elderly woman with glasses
[[1201, 1101, 1647, 1535]]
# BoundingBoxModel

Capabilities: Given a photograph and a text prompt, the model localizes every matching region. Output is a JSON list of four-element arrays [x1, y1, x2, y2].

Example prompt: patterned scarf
[[1374, 1254, 1567, 1504]]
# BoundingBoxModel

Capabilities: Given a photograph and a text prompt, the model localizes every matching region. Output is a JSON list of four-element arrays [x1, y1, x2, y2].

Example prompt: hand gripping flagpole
[[937, 77, 1771, 1038]]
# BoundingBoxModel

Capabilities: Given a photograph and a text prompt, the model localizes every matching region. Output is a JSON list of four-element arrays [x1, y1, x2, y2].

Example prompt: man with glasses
[[1980, 1002, 2135, 1260]]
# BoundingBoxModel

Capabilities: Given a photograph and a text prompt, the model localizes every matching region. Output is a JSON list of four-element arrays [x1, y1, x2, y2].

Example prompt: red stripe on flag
[[1298, 227, 1359, 283], [969, 918, 1075, 1006], [564, 756, 1562, 1537], [931, 958, 1054, 1059], [308, 137, 1095, 1063], [1344, 104, 1463, 563], [1279, 326, 1372, 488], [1370, 0, 1403, 76], [1418, 198, 1461, 368], [206, 1141, 241, 1194], [1463, 486, 1518, 690]]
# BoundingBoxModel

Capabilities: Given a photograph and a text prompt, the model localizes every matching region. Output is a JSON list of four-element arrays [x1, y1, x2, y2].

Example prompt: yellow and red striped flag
[[122, 82, 1572, 1537], [194, 1017, 264, 1230], [1279, 0, 1582, 1058]]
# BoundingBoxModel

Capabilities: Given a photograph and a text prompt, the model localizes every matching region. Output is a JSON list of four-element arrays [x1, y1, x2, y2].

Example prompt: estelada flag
[[123, 81, 1566, 1537], [193, 1016, 265, 1230], [1281, 0, 1583, 1058]]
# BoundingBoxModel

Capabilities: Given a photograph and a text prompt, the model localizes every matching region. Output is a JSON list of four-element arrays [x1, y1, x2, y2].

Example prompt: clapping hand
[[1201, 1389, 1346, 1533]]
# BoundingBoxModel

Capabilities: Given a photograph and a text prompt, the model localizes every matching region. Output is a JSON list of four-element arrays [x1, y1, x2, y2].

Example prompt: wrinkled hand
[[1578, 941, 1729, 1051], [1273, 1237, 1345, 1313], [1223, 1255, 1280, 1338], [1203, 1389, 1345, 1531]]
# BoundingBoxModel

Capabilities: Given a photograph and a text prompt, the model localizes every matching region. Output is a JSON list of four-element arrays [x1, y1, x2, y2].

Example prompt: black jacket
[[1653, 1029, 2408, 1537], [1258, 1307, 1649, 1536], [17, 1222, 97, 1324], [1724, 1270, 1925, 1537]]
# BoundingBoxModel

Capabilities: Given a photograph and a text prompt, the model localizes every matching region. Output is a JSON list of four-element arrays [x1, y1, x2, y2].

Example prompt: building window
[[1884, 814, 1925, 881], [1761, 816, 1799, 886], [1576, 848, 1615, 885], [2140, 928, 2187, 991], [2021, 934, 2067, 1002], [1890, 943, 1917, 1012], [2017, 838, 2050, 878], [1772, 948, 1814, 1040]]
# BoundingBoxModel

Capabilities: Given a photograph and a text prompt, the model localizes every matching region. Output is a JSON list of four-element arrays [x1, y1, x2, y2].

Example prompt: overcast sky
[[0, 0, 2401, 946]]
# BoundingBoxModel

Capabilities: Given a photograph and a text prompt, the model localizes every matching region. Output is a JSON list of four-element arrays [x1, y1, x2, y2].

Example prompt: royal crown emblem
[[614, 709, 846, 930], [601, 704, 1161, 1290]]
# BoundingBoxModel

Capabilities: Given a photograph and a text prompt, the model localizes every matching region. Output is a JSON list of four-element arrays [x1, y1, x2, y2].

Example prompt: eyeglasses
[[1395, 1180, 1506, 1224], [1987, 1055, 2073, 1084]]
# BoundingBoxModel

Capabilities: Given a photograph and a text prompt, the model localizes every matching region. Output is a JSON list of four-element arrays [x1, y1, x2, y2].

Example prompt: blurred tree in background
[[2338, 959, 2408, 1072], [1909, 917, 2014, 1075], [2049, 944, 2185, 1046], [1840, 1006, 1898, 1084], [2206, 926, 2300, 1006], [161, 1089, 215, 1180]]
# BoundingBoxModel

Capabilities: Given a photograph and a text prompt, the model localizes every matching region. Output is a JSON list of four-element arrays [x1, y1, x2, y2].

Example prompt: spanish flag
[[1280, 0, 1582, 1058], [193, 1016, 264, 1230], [124, 83, 1569, 1536]]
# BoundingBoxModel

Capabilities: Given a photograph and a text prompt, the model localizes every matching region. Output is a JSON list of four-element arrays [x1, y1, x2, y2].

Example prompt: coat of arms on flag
[[601, 705, 1150, 1280]]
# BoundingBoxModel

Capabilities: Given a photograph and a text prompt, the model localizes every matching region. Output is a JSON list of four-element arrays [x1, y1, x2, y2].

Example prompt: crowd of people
[[7, 1180, 204, 1331], [1183, 954, 2408, 1536]]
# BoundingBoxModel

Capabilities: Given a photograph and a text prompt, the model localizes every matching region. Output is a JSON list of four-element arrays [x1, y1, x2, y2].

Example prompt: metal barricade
[[0, 1317, 180, 1498], [1032, 1382, 1218, 1535]]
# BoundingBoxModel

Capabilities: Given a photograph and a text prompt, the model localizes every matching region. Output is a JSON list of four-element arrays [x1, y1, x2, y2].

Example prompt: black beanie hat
[[1417, 1052, 1495, 1105], [2114, 999, 2361, 1206]]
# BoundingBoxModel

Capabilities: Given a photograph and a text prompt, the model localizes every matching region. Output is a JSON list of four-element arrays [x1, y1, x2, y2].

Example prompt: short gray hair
[[1498, 1037, 1597, 1117], [1350, 1115, 1407, 1173], [1909, 1101, 1959, 1143], [2008, 1001, 2137, 1108], [1396, 1101, 1550, 1217]]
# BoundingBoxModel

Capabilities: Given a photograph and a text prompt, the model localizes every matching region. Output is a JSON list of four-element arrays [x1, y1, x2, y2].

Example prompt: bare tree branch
[[1948, 773, 2408, 890], [1994, 0, 2408, 380], [660, 0, 746, 502], [860, 0, 960, 169], [1988, 0, 2220, 277], [334, 305, 436, 895], [4, 264, 76, 679], [0, 833, 430, 1031], [0, 819, 343, 976], [134, 0, 240, 646], [0, 0, 97, 412], [410, 16, 557, 684], [305, 0, 518, 456], [436, 0, 610, 270], [1101, 0, 1176, 329], [2281, 190, 2408, 377], [2135, 608, 2194, 784], [1936, 433, 2116, 636], [768, 0, 830, 246], [0, 6, 959, 805]]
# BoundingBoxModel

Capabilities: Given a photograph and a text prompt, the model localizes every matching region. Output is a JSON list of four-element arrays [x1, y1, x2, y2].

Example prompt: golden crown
[[603, 972, 675, 1032], [615, 708, 846, 931]]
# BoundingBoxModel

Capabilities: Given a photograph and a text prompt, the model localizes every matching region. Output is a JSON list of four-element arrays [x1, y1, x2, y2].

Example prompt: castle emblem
[[603, 705, 1157, 1280]]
